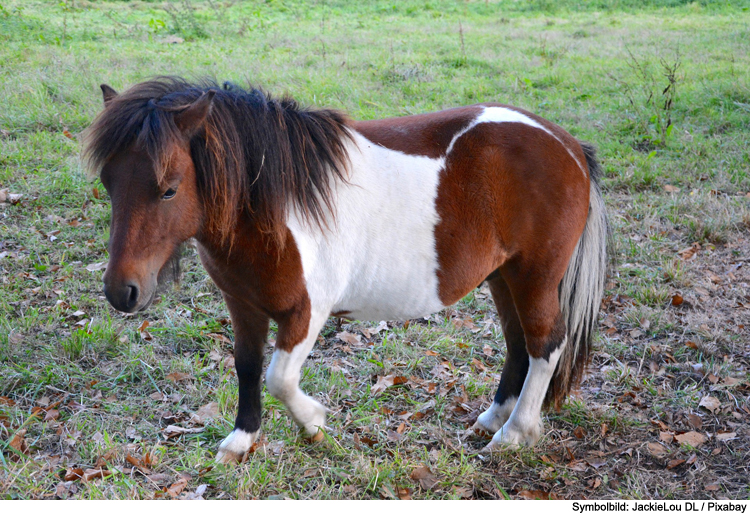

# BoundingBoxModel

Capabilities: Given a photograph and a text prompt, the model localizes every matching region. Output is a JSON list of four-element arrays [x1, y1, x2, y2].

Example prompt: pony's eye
[[162, 188, 177, 200]]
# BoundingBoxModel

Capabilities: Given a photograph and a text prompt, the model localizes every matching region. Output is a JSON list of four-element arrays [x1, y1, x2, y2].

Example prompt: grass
[[1, 0, 749, 500]]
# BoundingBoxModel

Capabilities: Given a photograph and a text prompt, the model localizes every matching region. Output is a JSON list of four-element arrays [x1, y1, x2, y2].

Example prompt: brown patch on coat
[[434, 121, 589, 308], [197, 220, 311, 353], [353, 106, 480, 158]]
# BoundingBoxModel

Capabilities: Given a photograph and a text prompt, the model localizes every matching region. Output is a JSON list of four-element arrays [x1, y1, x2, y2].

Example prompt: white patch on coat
[[446, 106, 587, 177], [287, 132, 447, 322], [266, 311, 329, 436], [216, 429, 259, 462], [487, 338, 566, 448], [474, 397, 517, 434]]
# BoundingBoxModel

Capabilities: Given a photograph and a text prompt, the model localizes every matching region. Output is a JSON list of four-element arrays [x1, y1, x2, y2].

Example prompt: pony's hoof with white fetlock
[[215, 429, 259, 464], [482, 420, 542, 451]]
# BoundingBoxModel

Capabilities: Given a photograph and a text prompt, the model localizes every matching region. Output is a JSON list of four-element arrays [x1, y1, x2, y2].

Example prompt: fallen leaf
[[139, 320, 153, 341], [166, 372, 191, 383], [686, 413, 702, 429], [336, 331, 362, 347], [397, 486, 412, 500], [410, 465, 438, 490], [83, 468, 112, 482], [191, 402, 220, 425], [206, 333, 231, 345], [147, 473, 170, 485], [167, 478, 188, 498], [63, 468, 85, 482], [648, 442, 668, 456], [126, 454, 151, 474], [517, 489, 554, 500], [9, 428, 29, 456], [163, 425, 204, 438], [379, 485, 396, 499], [667, 459, 685, 469], [716, 432, 737, 441], [699, 395, 721, 413], [371, 374, 407, 395], [181, 484, 208, 500], [678, 243, 700, 261], [85, 261, 108, 272], [674, 431, 706, 448], [44, 409, 60, 422], [567, 461, 588, 472], [125, 426, 141, 440]]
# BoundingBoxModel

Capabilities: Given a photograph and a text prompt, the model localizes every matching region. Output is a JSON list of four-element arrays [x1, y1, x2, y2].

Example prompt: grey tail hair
[[546, 142, 610, 408]]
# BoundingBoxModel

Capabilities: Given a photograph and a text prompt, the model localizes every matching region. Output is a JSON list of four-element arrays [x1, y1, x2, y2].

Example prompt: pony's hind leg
[[486, 267, 568, 449], [216, 296, 270, 463], [474, 272, 528, 434], [266, 310, 329, 440]]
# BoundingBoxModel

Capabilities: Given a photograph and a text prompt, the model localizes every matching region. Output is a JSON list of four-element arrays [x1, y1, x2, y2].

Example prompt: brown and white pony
[[83, 78, 608, 463]]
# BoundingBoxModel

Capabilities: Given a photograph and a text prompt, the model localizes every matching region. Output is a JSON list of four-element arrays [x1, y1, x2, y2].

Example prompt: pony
[[82, 78, 608, 463]]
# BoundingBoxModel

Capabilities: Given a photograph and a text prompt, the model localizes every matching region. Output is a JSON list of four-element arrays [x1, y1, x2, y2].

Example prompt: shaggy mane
[[82, 77, 352, 245]]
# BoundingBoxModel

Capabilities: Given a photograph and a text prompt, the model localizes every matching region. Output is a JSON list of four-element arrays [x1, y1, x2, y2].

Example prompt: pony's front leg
[[216, 296, 269, 463], [266, 310, 329, 440]]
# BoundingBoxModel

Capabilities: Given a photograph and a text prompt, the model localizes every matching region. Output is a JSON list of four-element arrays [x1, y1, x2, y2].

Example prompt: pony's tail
[[546, 142, 610, 408]]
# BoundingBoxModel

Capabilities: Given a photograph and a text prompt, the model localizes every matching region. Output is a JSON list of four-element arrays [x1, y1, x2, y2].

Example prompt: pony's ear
[[100, 84, 118, 107], [174, 90, 216, 136]]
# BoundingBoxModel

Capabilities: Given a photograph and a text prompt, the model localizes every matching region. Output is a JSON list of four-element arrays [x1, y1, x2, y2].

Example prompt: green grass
[[1, 0, 749, 500]]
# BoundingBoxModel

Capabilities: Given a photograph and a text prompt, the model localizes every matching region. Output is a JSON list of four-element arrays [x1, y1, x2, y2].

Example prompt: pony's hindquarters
[[476, 140, 609, 448]]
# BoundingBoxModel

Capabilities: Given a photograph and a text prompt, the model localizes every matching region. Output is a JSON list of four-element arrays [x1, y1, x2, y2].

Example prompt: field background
[[1, 0, 749, 499]]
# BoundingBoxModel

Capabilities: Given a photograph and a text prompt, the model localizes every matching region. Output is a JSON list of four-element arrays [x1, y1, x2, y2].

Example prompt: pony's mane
[[82, 77, 352, 245]]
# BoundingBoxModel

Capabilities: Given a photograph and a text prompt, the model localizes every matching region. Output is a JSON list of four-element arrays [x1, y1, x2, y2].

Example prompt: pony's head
[[83, 82, 215, 313], [83, 77, 352, 313]]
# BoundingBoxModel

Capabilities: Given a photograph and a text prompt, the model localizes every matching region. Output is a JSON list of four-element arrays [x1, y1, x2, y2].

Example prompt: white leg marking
[[486, 338, 566, 448], [474, 397, 517, 434], [266, 312, 329, 438], [215, 429, 260, 463]]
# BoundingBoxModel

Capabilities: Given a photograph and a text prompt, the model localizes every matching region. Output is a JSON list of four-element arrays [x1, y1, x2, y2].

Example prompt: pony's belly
[[343, 306, 437, 322], [335, 280, 445, 322]]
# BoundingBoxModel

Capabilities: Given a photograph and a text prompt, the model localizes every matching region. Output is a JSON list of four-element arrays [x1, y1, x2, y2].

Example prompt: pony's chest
[[288, 136, 447, 321]]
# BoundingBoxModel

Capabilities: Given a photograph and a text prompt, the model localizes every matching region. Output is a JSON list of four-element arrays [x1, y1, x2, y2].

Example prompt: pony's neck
[[194, 209, 284, 263]]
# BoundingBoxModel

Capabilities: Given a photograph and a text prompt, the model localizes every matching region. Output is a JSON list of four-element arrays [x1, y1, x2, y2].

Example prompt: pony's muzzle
[[103, 279, 142, 313]]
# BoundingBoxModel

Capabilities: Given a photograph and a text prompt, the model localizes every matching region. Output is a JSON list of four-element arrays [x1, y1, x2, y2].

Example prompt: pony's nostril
[[126, 284, 139, 310]]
